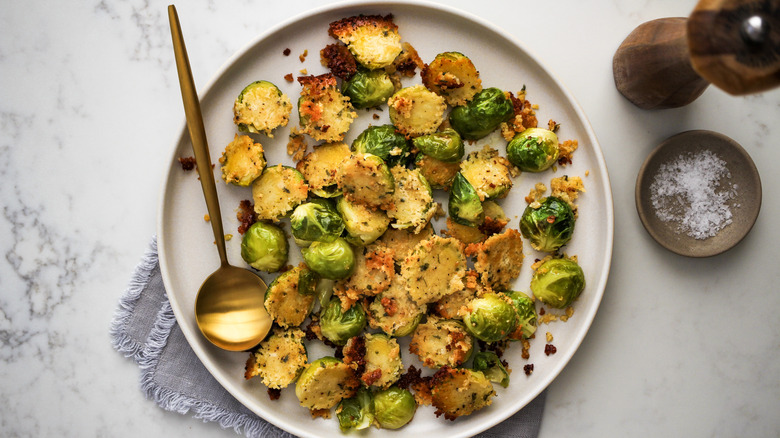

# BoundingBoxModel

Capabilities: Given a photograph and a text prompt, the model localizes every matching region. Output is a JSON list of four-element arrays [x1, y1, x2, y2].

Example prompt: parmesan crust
[[401, 235, 466, 306], [467, 228, 524, 290]]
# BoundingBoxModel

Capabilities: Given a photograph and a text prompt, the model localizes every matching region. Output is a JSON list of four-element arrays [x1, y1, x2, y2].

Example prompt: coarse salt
[[649, 149, 738, 240]]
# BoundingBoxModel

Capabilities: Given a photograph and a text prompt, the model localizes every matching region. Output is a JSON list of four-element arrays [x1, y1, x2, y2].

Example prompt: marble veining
[[1, 0, 779, 437]]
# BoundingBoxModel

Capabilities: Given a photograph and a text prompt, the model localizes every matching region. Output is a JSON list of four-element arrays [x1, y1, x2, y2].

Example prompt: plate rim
[[157, 1, 615, 436]]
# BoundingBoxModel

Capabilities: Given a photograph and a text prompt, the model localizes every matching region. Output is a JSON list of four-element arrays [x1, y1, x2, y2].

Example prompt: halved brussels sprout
[[430, 367, 495, 420], [296, 142, 351, 198], [372, 386, 417, 429], [240, 221, 289, 272], [530, 258, 585, 309], [295, 356, 359, 409], [264, 265, 317, 328], [328, 14, 403, 69], [472, 351, 510, 388], [342, 333, 403, 389], [409, 317, 474, 369], [337, 387, 375, 432], [244, 327, 307, 389], [351, 125, 411, 167], [219, 134, 266, 187], [412, 128, 464, 163], [387, 166, 436, 234], [302, 238, 356, 280], [460, 145, 514, 200], [507, 290, 537, 339], [421, 51, 482, 106], [448, 172, 484, 227], [520, 196, 576, 253], [388, 84, 447, 138], [233, 80, 292, 137], [448, 87, 514, 140], [462, 292, 518, 343], [506, 127, 560, 172], [336, 196, 391, 246], [297, 74, 356, 142], [368, 276, 425, 337], [414, 153, 460, 190], [337, 153, 395, 209], [290, 199, 345, 247], [251, 165, 308, 222], [319, 297, 367, 346], [343, 69, 395, 109]]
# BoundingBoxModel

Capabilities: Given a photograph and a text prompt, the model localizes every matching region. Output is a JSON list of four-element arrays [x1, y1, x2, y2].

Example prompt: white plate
[[158, 1, 614, 436]]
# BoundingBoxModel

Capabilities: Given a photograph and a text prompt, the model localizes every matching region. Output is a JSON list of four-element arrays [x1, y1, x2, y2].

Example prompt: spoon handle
[[168, 5, 228, 267]]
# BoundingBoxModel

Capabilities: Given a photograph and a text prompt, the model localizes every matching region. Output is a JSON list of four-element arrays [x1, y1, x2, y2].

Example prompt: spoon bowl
[[169, 4, 272, 350]]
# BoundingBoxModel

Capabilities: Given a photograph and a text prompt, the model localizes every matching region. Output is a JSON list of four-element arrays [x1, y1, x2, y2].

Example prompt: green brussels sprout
[[531, 258, 585, 308], [448, 172, 484, 227], [302, 238, 356, 280], [519, 196, 576, 253], [472, 351, 510, 388], [290, 199, 345, 247], [319, 297, 367, 346], [240, 221, 289, 272], [295, 356, 359, 409], [373, 386, 417, 429], [337, 387, 375, 432], [343, 69, 395, 109], [351, 125, 411, 167], [233, 80, 291, 136], [336, 196, 391, 246], [506, 127, 560, 172], [462, 292, 518, 343], [412, 128, 464, 163], [448, 87, 514, 140], [507, 290, 537, 339]]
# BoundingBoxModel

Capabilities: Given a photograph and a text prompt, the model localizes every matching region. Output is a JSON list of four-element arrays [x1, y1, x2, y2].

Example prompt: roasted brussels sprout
[[506, 127, 560, 172], [244, 327, 307, 389], [301, 238, 356, 280], [298, 74, 356, 142], [219, 134, 266, 186], [373, 386, 417, 429], [387, 166, 436, 234], [351, 125, 411, 167], [421, 51, 482, 106], [460, 145, 514, 200], [409, 317, 474, 369], [520, 196, 576, 253], [337, 387, 375, 432], [264, 265, 317, 328], [336, 195, 391, 246], [295, 356, 359, 409], [448, 172, 484, 227], [530, 258, 585, 308], [328, 15, 403, 69], [448, 87, 514, 140], [251, 165, 309, 222], [337, 153, 395, 209], [472, 351, 510, 388], [430, 367, 495, 420], [462, 292, 518, 343], [343, 69, 395, 109], [290, 199, 345, 246], [232, 80, 292, 136], [414, 154, 460, 190], [319, 297, 367, 346], [240, 221, 289, 272], [388, 84, 447, 138], [507, 290, 537, 339], [412, 128, 464, 163]]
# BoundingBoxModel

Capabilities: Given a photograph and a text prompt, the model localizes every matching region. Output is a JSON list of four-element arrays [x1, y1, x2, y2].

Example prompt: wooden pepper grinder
[[613, 0, 780, 109]]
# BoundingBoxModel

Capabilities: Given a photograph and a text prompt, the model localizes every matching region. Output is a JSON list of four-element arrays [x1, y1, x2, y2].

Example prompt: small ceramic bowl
[[635, 130, 761, 257]]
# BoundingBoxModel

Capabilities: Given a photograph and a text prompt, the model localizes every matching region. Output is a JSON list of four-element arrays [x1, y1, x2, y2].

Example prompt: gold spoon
[[168, 5, 271, 351]]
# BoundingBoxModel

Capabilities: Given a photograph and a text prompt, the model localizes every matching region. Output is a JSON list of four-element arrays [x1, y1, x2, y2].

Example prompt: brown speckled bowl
[[635, 130, 761, 257]]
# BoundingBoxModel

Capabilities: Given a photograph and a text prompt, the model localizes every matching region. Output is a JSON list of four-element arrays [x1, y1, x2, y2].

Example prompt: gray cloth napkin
[[110, 237, 546, 438]]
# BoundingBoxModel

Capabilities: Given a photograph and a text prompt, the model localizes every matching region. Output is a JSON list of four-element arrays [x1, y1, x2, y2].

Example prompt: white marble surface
[[1, 0, 778, 436]]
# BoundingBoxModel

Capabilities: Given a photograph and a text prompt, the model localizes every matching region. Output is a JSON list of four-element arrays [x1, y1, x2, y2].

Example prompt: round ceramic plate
[[158, 1, 614, 437], [635, 130, 761, 257]]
